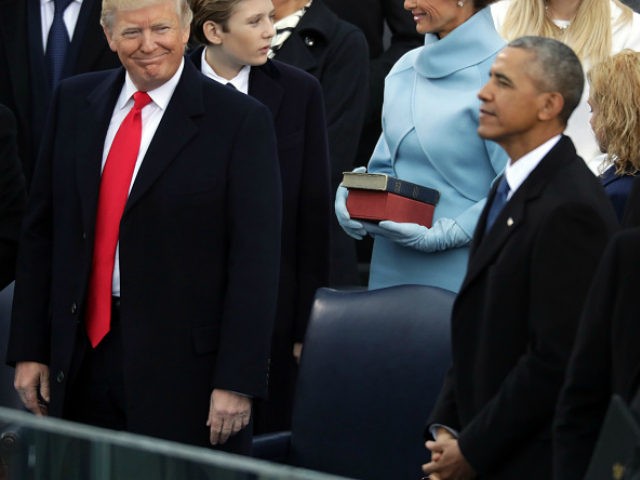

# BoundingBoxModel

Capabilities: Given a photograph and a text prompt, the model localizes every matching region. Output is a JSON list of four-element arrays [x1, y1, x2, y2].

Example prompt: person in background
[[323, 0, 423, 277], [0, 0, 120, 187], [188, 0, 331, 433], [491, 0, 640, 173], [323, 0, 423, 168], [553, 226, 640, 480], [587, 50, 640, 222], [424, 36, 617, 480], [623, 0, 640, 11], [0, 104, 26, 290], [335, 0, 508, 293], [7, 0, 282, 454], [269, 0, 369, 287]]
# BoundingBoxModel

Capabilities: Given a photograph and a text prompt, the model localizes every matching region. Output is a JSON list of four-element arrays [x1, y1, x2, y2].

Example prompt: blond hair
[[101, 0, 193, 32], [588, 50, 640, 174], [499, 0, 632, 64]]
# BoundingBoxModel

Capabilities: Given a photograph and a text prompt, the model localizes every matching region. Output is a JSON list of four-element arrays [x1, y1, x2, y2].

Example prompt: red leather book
[[346, 190, 436, 228]]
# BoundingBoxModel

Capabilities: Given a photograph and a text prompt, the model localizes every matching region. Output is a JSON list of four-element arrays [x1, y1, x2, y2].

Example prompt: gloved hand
[[335, 166, 367, 240], [364, 218, 471, 253]]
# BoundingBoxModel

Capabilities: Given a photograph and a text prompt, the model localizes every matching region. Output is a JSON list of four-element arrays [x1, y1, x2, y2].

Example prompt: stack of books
[[342, 172, 440, 228]]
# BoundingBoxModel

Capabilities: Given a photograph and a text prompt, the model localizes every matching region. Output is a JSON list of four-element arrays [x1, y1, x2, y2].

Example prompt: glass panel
[[0, 407, 351, 480]]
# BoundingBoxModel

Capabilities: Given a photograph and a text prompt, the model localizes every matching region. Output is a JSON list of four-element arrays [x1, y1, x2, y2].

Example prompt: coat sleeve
[[322, 28, 369, 191], [427, 365, 461, 436], [294, 80, 331, 341], [212, 102, 282, 399], [456, 203, 613, 474], [0, 105, 26, 290], [553, 232, 625, 480], [6, 90, 59, 366]]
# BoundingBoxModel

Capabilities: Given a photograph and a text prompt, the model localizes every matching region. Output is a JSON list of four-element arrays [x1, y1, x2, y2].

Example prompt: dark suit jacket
[[622, 175, 640, 227], [599, 165, 638, 223], [553, 227, 640, 480], [190, 51, 331, 343], [0, 104, 26, 290], [273, 0, 368, 285], [322, 0, 423, 165], [428, 136, 618, 479], [6, 60, 282, 448], [0, 0, 120, 186], [191, 51, 331, 430]]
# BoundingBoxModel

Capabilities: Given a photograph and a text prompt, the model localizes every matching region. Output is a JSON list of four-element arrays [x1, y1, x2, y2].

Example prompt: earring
[[457, 0, 464, 5]]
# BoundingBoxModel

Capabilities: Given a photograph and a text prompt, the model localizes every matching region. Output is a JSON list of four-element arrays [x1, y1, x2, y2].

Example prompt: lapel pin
[[507, 217, 514, 227]]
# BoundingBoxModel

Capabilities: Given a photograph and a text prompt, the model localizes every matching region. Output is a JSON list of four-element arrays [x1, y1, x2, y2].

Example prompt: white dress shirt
[[503, 135, 561, 199], [40, 0, 83, 50], [200, 48, 251, 94], [102, 59, 185, 296]]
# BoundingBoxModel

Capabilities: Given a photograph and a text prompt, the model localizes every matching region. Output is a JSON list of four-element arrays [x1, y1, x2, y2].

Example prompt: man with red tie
[[6, 0, 281, 454]]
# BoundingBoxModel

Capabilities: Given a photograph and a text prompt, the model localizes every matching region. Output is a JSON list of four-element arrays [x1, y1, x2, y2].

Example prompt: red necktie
[[86, 91, 152, 347]]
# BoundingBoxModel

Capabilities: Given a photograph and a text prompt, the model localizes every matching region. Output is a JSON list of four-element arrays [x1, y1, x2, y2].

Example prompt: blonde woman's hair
[[101, 0, 193, 32], [499, 0, 632, 64], [588, 49, 640, 174]]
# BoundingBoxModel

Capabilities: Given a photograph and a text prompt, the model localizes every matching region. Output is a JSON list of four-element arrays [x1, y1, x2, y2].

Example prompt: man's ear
[[203, 20, 224, 45], [538, 92, 565, 122], [103, 25, 117, 52]]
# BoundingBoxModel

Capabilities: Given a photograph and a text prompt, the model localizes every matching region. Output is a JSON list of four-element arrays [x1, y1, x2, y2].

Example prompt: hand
[[365, 218, 471, 253], [14, 361, 50, 416], [206, 389, 251, 445], [422, 434, 475, 480], [292, 342, 303, 363], [335, 166, 367, 240]]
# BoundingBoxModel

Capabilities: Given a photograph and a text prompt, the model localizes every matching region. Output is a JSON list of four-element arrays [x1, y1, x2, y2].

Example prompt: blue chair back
[[289, 285, 454, 480]]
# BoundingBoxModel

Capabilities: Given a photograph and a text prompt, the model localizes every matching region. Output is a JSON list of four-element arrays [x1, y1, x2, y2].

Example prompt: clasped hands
[[422, 429, 475, 480]]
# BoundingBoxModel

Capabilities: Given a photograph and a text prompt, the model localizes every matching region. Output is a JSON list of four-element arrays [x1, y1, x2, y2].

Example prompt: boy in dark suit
[[423, 36, 618, 480]]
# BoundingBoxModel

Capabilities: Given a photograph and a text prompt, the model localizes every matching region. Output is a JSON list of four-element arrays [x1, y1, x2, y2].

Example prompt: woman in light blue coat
[[336, 0, 508, 292]]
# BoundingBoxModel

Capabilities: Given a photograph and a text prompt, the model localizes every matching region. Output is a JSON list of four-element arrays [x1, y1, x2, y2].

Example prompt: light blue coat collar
[[415, 7, 504, 79]]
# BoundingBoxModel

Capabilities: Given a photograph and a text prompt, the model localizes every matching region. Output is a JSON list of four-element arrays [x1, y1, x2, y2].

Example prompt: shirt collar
[[118, 57, 185, 111], [504, 134, 561, 198], [200, 48, 251, 94], [41, 0, 82, 6]]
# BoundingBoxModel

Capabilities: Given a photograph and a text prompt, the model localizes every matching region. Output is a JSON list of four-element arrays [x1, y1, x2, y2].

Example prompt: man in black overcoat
[[7, 0, 281, 454], [424, 36, 618, 480]]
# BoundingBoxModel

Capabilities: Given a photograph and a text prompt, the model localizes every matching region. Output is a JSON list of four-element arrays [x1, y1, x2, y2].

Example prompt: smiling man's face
[[103, 1, 189, 92]]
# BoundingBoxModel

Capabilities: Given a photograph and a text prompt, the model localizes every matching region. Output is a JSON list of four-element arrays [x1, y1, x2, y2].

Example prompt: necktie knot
[[132, 91, 152, 111], [53, 0, 74, 15]]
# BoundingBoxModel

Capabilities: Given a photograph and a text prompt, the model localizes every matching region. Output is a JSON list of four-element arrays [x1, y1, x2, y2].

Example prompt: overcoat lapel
[[65, 0, 104, 76], [249, 61, 284, 121], [460, 136, 575, 291], [75, 68, 124, 234], [124, 60, 202, 215]]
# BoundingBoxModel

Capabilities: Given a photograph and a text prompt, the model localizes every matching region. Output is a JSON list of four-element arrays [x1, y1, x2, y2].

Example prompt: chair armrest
[[252, 431, 291, 463]]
